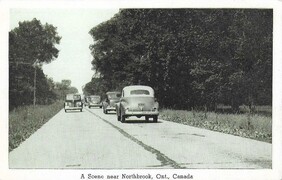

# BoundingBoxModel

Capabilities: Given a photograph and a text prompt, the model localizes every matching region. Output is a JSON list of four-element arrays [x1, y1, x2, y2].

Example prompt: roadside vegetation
[[160, 106, 272, 143], [9, 101, 63, 151]]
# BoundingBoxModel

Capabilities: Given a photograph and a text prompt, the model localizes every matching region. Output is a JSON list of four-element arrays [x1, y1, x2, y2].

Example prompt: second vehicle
[[88, 95, 102, 108], [102, 91, 121, 114]]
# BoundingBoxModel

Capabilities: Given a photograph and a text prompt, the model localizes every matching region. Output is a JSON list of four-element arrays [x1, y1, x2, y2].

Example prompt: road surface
[[9, 108, 271, 169]]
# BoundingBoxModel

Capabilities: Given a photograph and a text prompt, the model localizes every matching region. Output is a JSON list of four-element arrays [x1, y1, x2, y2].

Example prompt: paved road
[[9, 108, 271, 169]]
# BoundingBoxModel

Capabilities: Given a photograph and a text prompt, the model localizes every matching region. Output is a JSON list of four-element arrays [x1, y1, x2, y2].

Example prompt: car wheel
[[153, 116, 158, 123], [145, 116, 149, 122], [100, 106, 102, 108], [64, 109, 67, 113], [121, 114, 126, 123], [105, 110, 108, 114], [80, 109, 82, 112], [117, 115, 121, 121]]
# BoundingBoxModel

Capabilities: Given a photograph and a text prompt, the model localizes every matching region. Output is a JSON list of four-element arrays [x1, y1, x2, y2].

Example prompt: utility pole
[[33, 65, 37, 107], [32, 60, 39, 107], [10, 59, 40, 108]]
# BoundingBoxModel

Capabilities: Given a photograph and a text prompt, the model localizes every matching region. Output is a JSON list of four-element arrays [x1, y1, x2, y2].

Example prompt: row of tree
[[9, 18, 77, 110], [85, 9, 272, 111]]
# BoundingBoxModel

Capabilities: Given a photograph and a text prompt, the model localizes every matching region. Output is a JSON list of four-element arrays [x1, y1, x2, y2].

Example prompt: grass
[[159, 108, 272, 143], [9, 101, 63, 151]]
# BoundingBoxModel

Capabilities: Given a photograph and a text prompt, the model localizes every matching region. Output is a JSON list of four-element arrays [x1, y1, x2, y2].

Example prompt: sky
[[10, 8, 119, 93]]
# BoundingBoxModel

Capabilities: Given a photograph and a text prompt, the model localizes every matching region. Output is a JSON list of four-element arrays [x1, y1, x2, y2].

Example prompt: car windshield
[[73, 95, 81, 100], [66, 94, 81, 100], [130, 90, 150, 95], [90, 96, 100, 101], [107, 93, 121, 99]]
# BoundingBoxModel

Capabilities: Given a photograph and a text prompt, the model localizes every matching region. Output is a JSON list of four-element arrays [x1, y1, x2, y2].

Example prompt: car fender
[[116, 102, 121, 116], [120, 101, 127, 116], [102, 101, 108, 108]]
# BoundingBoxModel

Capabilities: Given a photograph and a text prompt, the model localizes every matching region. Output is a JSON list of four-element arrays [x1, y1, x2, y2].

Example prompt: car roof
[[106, 91, 120, 94], [123, 85, 153, 91], [65, 94, 81, 100], [123, 85, 154, 97], [66, 93, 80, 96]]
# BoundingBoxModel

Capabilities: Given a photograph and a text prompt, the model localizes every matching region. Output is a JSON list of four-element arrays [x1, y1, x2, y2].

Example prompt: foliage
[[159, 108, 272, 143], [54, 80, 79, 99], [9, 18, 61, 64], [9, 100, 63, 151], [9, 18, 61, 110], [83, 78, 109, 98], [87, 9, 272, 111]]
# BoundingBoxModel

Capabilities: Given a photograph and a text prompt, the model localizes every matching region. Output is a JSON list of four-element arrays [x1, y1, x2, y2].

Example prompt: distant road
[[9, 108, 271, 169]]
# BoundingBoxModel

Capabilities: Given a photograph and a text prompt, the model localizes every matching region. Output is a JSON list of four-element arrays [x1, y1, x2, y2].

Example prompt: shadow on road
[[65, 110, 85, 113], [104, 112, 117, 115], [88, 107, 103, 109], [123, 120, 162, 124]]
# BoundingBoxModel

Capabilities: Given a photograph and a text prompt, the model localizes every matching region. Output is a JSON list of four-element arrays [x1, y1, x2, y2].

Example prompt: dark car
[[102, 91, 121, 114], [64, 94, 83, 112]]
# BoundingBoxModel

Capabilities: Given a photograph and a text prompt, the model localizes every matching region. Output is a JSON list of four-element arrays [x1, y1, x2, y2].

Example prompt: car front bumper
[[89, 103, 102, 107], [65, 106, 82, 110], [106, 106, 116, 111]]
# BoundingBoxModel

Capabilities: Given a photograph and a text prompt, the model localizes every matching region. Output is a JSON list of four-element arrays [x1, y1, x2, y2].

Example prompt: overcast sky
[[10, 8, 119, 93]]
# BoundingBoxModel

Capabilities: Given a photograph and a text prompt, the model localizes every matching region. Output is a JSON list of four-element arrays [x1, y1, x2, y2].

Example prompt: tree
[[87, 9, 272, 111], [9, 18, 61, 63], [54, 80, 78, 99], [9, 18, 61, 110]]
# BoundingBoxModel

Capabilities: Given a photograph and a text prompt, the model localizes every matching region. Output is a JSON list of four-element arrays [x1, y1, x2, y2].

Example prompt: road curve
[[9, 108, 271, 169]]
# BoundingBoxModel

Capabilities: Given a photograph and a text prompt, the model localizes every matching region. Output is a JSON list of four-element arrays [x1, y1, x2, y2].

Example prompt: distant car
[[102, 91, 121, 114], [116, 85, 159, 123], [88, 95, 102, 108], [64, 94, 83, 112]]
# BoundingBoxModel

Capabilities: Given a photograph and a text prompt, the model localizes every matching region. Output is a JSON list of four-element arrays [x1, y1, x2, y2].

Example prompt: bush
[[9, 101, 63, 151], [159, 108, 272, 143]]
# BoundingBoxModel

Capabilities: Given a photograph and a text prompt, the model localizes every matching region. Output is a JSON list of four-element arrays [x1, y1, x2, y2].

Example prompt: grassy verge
[[159, 109, 272, 143], [9, 101, 63, 151]]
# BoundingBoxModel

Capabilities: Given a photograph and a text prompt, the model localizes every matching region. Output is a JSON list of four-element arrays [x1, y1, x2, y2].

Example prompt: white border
[[1, 1, 282, 180]]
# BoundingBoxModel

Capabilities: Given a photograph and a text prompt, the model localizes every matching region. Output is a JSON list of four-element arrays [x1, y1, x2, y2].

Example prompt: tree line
[[85, 9, 272, 111], [9, 18, 77, 110]]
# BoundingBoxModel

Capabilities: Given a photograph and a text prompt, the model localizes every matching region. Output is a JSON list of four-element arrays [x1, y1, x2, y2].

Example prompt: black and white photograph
[[0, 0, 282, 180]]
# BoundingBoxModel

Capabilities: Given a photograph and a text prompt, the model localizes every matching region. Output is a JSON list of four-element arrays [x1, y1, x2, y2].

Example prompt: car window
[[66, 94, 81, 100], [73, 95, 81, 100], [107, 93, 121, 99], [130, 90, 150, 95], [66, 94, 73, 100], [91, 96, 100, 101]]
